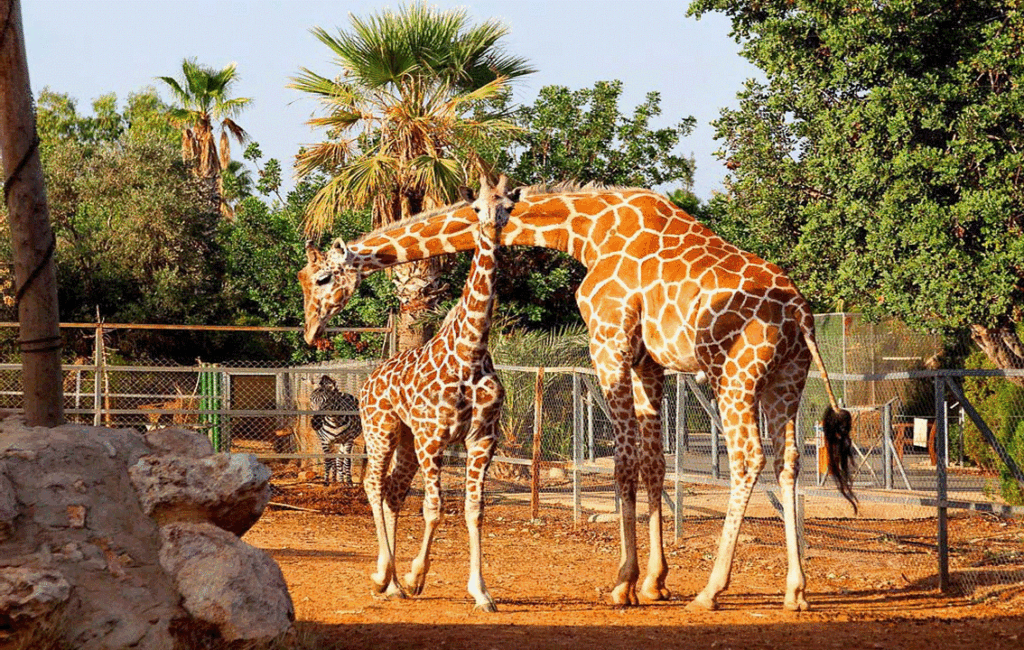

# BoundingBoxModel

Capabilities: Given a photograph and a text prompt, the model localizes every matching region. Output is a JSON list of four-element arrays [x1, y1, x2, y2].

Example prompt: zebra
[[309, 375, 362, 484]]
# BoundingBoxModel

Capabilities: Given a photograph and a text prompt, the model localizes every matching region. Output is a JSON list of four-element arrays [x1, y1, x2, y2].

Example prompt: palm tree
[[290, 2, 534, 350], [157, 58, 251, 218], [221, 160, 254, 217]]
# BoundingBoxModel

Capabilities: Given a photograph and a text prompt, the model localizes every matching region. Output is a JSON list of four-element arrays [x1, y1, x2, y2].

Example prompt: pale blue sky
[[22, 0, 757, 199]]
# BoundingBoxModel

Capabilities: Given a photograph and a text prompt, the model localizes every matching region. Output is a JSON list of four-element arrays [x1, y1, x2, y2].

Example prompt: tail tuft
[[823, 406, 858, 513]]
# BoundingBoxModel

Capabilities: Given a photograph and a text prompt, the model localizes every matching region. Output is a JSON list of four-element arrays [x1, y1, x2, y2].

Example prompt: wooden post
[[530, 367, 544, 520], [0, 0, 63, 426]]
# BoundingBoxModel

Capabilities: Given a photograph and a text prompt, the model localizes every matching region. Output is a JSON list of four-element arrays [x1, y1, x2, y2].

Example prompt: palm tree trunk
[[0, 0, 63, 426], [391, 258, 442, 351], [970, 323, 1024, 387]]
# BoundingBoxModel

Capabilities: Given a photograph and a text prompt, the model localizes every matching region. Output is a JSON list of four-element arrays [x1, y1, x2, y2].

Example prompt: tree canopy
[[690, 0, 1024, 371], [290, 2, 534, 351]]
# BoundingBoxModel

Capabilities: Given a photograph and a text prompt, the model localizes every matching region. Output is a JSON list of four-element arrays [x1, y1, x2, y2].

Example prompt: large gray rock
[[129, 452, 271, 536], [0, 417, 292, 649], [159, 522, 295, 642], [0, 566, 70, 628]]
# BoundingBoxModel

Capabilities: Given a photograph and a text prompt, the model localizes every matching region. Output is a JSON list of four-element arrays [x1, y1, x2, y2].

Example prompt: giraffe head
[[298, 240, 364, 346], [458, 174, 520, 234]]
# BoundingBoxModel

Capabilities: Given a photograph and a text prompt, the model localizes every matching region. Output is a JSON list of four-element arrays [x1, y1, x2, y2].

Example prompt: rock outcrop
[[0, 418, 293, 649]]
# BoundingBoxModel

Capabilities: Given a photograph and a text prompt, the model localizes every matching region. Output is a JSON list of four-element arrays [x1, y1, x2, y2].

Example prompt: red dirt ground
[[243, 478, 1024, 650]]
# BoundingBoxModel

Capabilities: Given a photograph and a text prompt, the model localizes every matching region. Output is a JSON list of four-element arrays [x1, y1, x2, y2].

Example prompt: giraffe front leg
[[465, 434, 497, 612], [632, 361, 670, 602], [405, 452, 443, 596], [380, 436, 417, 600]]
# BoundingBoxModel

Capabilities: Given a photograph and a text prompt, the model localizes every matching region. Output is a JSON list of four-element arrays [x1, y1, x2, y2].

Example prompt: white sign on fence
[[913, 417, 930, 447]]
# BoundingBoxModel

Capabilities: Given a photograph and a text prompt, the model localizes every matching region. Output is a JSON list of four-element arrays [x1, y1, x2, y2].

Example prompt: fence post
[[674, 379, 686, 542], [531, 368, 544, 521], [882, 401, 893, 490], [199, 363, 223, 452], [676, 375, 687, 452], [711, 402, 721, 480], [934, 376, 949, 592], [586, 388, 595, 463], [221, 370, 231, 453], [572, 371, 582, 523]]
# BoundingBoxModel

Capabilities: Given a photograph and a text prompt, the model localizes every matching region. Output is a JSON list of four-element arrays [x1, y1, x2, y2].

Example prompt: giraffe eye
[[316, 274, 332, 286]]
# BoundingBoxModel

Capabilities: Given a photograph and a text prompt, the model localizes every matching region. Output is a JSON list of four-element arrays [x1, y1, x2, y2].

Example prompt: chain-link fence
[[1, 318, 1021, 598]]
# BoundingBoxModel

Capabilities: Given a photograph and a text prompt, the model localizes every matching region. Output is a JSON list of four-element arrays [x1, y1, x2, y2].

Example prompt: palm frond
[[294, 140, 356, 178]]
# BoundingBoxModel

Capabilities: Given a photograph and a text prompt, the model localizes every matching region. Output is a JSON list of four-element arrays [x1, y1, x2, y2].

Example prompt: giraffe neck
[[342, 188, 730, 272], [443, 220, 500, 355]]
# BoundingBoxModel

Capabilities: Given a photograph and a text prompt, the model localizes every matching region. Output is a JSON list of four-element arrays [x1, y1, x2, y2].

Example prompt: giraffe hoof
[[784, 598, 810, 612], [685, 593, 718, 611], [608, 584, 639, 607], [641, 585, 671, 602], [402, 573, 426, 596], [472, 600, 498, 613]]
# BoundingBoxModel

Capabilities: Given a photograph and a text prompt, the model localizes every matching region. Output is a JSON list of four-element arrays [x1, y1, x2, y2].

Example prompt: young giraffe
[[357, 175, 516, 612], [298, 184, 855, 612]]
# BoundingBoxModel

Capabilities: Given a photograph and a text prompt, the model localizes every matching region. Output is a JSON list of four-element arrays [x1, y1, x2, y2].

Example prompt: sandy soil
[[242, 476, 1024, 650]]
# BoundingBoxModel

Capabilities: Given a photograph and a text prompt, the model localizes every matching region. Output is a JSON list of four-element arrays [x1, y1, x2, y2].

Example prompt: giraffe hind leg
[[363, 418, 405, 599], [763, 378, 810, 611], [687, 392, 765, 612]]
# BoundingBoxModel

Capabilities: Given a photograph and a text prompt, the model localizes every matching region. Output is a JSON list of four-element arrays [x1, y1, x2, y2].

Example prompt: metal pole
[[676, 374, 687, 452], [662, 396, 670, 453], [674, 382, 686, 542], [934, 377, 949, 592], [586, 388, 595, 463], [221, 370, 231, 452], [711, 400, 721, 480], [572, 372, 582, 523], [883, 402, 893, 490]]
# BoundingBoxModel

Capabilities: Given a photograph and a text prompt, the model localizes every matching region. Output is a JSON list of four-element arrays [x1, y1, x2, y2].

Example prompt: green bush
[[960, 352, 1024, 504]]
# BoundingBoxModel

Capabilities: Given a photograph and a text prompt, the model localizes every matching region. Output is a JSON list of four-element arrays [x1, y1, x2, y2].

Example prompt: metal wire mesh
[[0, 317, 1021, 598]]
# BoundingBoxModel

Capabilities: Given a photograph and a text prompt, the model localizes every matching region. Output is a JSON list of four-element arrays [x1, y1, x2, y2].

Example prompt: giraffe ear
[[329, 238, 353, 263], [305, 240, 322, 264], [507, 186, 522, 203], [459, 186, 475, 203]]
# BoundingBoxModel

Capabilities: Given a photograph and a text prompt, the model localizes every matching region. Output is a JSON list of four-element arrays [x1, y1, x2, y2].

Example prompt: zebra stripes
[[309, 375, 362, 484]]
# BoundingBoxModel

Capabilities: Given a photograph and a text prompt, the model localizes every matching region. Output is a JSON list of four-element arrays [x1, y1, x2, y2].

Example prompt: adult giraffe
[[298, 183, 855, 611]]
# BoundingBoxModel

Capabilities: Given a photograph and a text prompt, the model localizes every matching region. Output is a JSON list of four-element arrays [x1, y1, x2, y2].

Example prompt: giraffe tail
[[800, 315, 858, 514]]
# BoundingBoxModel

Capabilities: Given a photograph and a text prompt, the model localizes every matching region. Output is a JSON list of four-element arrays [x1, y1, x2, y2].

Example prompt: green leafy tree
[[243, 142, 284, 203], [289, 1, 534, 350], [689, 0, 1024, 377], [0, 89, 230, 361], [219, 176, 395, 362], [221, 159, 254, 211], [501, 80, 696, 187], [35, 89, 125, 148], [157, 58, 251, 219]]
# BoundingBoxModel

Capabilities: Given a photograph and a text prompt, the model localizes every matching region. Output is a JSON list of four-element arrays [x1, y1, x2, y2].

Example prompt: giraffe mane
[[344, 182, 655, 245], [348, 200, 472, 244]]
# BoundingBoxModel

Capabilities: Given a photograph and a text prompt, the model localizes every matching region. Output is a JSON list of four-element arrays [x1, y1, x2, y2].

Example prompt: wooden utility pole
[[0, 0, 63, 426]]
